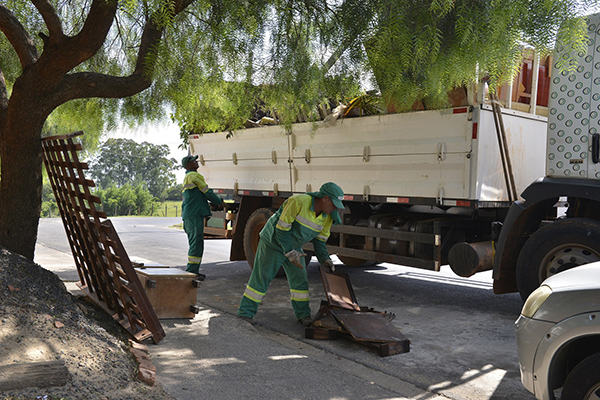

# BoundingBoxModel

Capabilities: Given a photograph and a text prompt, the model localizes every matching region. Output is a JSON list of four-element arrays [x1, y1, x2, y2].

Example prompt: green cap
[[182, 155, 198, 168], [307, 182, 345, 225], [313, 182, 345, 209]]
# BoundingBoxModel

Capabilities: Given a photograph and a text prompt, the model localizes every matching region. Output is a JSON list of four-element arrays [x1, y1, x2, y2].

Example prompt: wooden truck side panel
[[189, 105, 547, 205], [290, 109, 472, 200], [188, 126, 291, 193]]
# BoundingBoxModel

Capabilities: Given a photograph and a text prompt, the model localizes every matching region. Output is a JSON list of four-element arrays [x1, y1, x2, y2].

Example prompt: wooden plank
[[337, 332, 410, 356], [330, 309, 408, 343], [319, 267, 360, 311], [305, 327, 338, 340], [0, 361, 69, 391]]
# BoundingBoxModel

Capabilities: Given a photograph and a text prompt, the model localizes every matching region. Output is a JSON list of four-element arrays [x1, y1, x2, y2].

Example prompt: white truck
[[189, 13, 600, 301]]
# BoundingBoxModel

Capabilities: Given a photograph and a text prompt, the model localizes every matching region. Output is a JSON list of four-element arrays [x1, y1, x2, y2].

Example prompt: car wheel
[[561, 352, 600, 400], [515, 218, 600, 301]]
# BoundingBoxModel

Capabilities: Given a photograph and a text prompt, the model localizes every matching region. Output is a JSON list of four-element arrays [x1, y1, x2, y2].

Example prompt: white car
[[515, 262, 600, 400]]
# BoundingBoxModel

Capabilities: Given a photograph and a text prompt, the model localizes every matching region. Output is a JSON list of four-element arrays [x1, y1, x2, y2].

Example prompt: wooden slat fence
[[41, 131, 165, 343]]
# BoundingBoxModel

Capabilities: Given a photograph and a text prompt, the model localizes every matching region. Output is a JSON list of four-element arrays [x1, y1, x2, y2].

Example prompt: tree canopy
[[164, 0, 596, 134], [89, 138, 177, 200], [3, 1, 594, 137], [0, 0, 596, 260]]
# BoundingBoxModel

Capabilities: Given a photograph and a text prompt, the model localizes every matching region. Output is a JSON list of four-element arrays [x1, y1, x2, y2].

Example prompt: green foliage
[[95, 183, 156, 216], [161, 0, 595, 133], [40, 183, 58, 218], [0, 0, 594, 140], [42, 98, 119, 154], [364, 0, 593, 110], [89, 138, 177, 200], [164, 184, 184, 201]]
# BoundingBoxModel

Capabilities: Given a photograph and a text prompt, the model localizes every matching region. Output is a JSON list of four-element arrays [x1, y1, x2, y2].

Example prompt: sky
[[105, 118, 189, 182]]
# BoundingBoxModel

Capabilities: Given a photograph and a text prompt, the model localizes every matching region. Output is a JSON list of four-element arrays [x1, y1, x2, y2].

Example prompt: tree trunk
[[0, 77, 47, 261]]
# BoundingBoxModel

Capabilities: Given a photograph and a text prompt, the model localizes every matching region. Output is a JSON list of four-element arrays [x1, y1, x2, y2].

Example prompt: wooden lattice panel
[[42, 132, 165, 343]]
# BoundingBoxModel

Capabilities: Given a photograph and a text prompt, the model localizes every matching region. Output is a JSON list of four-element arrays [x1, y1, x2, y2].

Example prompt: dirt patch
[[0, 247, 174, 400]]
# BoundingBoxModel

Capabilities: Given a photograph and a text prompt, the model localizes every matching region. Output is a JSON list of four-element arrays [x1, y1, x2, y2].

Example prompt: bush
[[95, 183, 156, 216], [164, 184, 183, 201], [41, 183, 59, 218]]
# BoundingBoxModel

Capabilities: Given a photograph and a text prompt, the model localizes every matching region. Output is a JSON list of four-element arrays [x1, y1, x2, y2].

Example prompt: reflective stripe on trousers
[[243, 285, 266, 303], [290, 289, 309, 302]]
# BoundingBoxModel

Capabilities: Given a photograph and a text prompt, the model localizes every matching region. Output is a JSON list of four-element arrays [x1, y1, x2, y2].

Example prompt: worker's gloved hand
[[322, 259, 335, 272], [285, 249, 306, 269]]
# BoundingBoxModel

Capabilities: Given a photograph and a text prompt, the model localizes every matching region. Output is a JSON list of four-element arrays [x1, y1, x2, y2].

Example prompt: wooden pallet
[[42, 132, 165, 343], [306, 269, 410, 357]]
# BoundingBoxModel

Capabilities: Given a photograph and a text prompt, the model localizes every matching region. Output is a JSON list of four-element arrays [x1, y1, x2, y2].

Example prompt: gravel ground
[[0, 247, 175, 400]]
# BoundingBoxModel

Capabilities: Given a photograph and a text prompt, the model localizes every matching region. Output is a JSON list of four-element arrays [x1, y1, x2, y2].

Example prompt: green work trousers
[[237, 239, 310, 320], [184, 217, 204, 274]]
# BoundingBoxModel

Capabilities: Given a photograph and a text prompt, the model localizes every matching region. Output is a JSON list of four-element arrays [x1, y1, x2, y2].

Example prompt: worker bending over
[[237, 182, 345, 327]]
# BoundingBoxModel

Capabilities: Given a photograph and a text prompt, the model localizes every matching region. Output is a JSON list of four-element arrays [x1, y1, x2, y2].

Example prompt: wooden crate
[[135, 268, 201, 319]]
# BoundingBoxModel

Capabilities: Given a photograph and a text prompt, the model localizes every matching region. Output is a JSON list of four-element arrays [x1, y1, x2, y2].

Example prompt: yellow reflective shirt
[[260, 194, 333, 263], [181, 170, 222, 219]]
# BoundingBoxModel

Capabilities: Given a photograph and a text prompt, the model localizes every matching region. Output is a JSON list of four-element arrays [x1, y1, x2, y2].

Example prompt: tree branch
[[0, 5, 38, 68], [71, 0, 118, 59], [31, 0, 63, 39], [133, 0, 195, 74], [55, 0, 195, 104], [55, 72, 153, 104], [37, 0, 119, 74]]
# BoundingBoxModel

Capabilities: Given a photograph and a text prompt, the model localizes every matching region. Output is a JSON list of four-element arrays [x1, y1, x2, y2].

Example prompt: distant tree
[[95, 183, 155, 216], [165, 184, 184, 201], [89, 138, 177, 200], [40, 183, 58, 218]]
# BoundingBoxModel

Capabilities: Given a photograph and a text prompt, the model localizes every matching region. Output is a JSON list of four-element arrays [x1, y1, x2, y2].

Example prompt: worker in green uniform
[[237, 182, 345, 327], [181, 155, 224, 280]]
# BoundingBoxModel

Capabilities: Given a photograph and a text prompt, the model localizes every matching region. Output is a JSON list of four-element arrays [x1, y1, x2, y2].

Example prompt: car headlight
[[521, 285, 553, 318]]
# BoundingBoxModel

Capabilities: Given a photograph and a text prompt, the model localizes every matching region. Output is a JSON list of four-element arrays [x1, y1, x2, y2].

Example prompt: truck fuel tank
[[448, 241, 494, 277]]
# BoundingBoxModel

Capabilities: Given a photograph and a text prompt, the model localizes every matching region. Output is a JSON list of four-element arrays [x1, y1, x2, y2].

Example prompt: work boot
[[196, 273, 206, 281], [299, 316, 313, 327], [239, 316, 254, 325]]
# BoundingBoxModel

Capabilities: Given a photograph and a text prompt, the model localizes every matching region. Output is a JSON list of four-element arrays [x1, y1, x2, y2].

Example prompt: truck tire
[[243, 208, 275, 269], [561, 352, 600, 400], [243, 208, 286, 277], [515, 218, 600, 301]]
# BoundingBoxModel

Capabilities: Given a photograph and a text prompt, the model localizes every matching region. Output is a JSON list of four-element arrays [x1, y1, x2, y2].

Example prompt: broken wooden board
[[0, 361, 69, 391], [307, 268, 410, 356], [305, 327, 338, 340], [330, 309, 407, 343], [337, 331, 410, 356], [319, 268, 360, 311], [311, 301, 344, 331]]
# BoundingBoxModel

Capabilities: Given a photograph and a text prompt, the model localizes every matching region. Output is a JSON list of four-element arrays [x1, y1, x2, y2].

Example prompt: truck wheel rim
[[540, 244, 600, 282], [583, 382, 600, 400]]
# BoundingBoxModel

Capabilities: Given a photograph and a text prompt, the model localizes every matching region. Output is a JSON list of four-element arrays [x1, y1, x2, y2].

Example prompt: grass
[[149, 201, 183, 217]]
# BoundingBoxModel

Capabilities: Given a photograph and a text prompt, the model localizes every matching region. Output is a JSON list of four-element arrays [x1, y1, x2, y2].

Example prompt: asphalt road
[[36, 217, 532, 400]]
